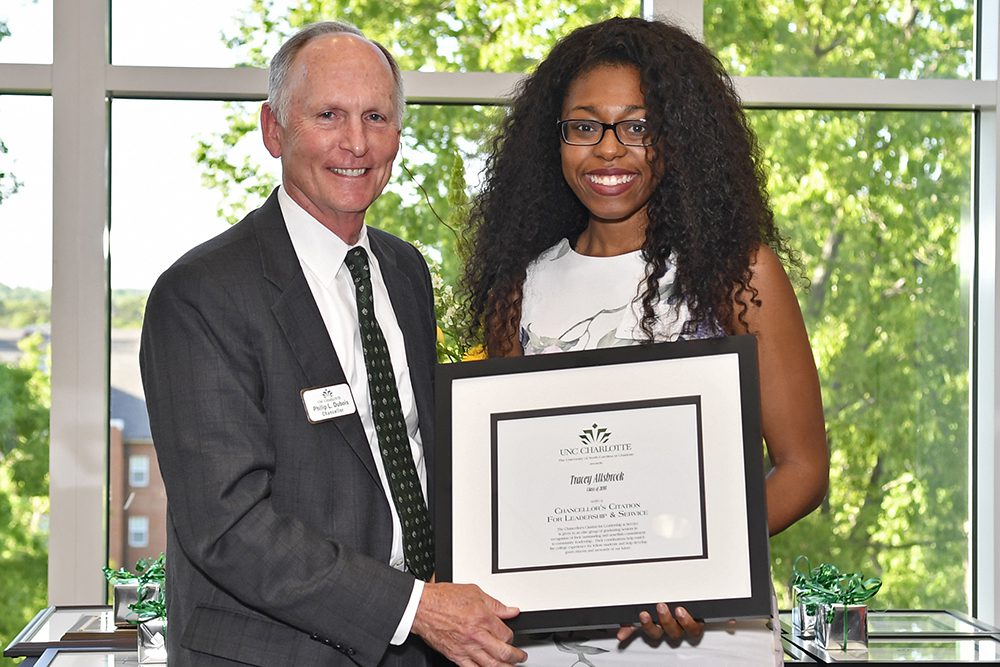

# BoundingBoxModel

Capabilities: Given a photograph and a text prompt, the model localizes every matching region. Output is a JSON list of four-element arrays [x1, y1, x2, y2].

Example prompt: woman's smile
[[586, 168, 638, 193]]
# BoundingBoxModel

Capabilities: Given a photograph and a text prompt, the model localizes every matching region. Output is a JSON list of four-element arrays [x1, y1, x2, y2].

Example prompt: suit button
[[334, 643, 343, 651], [309, 633, 320, 641], [347, 648, 356, 656]]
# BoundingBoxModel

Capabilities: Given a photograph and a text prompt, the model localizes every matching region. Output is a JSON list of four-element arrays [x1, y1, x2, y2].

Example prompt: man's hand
[[616, 604, 705, 644], [411, 582, 528, 666]]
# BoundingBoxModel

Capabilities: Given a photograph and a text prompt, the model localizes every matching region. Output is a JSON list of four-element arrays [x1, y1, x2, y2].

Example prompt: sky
[[0, 0, 281, 290]]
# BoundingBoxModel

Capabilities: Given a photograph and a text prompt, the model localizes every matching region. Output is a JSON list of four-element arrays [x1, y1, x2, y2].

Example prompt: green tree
[[111, 289, 148, 330], [0, 13, 48, 664], [706, 0, 973, 610], [0, 284, 50, 328], [0, 334, 50, 667]]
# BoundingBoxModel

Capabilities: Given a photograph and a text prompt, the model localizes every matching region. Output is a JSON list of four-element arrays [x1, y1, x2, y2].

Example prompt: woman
[[462, 16, 828, 663]]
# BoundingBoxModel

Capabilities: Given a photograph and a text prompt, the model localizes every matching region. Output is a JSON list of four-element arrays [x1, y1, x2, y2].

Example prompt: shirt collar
[[278, 186, 372, 287]]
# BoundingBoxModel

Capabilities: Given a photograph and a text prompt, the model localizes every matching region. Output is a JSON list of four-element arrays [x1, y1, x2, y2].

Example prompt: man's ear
[[260, 102, 282, 158]]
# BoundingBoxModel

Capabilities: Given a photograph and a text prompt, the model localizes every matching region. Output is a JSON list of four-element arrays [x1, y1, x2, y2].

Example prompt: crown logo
[[579, 423, 610, 445]]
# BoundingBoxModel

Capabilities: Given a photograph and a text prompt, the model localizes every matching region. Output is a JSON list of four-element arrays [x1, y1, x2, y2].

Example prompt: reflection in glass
[[756, 109, 973, 612], [830, 638, 1000, 661], [0, 94, 51, 661], [705, 1, 974, 79], [868, 611, 989, 636]]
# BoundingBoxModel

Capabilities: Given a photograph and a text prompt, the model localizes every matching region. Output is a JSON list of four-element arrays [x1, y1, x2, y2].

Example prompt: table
[[3, 606, 135, 666], [7, 607, 1000, 665], [780, 609, 1000, 664], [32, 648, 137, 666]]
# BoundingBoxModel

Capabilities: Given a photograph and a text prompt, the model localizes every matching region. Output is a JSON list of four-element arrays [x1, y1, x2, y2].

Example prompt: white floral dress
[[514, 238, 782, 666], [520, 238, 720, 353]]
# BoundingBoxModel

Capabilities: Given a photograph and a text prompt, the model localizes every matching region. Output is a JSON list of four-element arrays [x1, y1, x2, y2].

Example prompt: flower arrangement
[[104, 554, 167, 663], [792, 555, 882, 651], [407, 148, 486, 363], [103, 553, 167, 622]]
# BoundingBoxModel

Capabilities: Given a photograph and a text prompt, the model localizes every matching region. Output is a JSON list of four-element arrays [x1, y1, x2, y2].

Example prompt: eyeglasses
[[557, 118, 654, 147]]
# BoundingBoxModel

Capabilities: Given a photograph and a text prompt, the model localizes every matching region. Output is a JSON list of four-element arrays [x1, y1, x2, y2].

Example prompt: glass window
[[0, 93, 51, 658], [128, 516, 149, 548], [755, 108, 973, 612], [129, 455, 150, 488], [0, 0, 53, 64], [704, 1, 974, 79], [110, 99, 267, 571], [112, 1, 640, 71], [111, 0, 247, 67], [0, 96, 53, 300]]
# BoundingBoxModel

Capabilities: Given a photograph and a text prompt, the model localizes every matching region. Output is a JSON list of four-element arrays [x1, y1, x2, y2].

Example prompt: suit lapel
[[252, 191, 381, 486]]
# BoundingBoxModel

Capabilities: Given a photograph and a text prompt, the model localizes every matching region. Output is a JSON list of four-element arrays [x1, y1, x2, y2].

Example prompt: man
[[140, 21, 528, 666]]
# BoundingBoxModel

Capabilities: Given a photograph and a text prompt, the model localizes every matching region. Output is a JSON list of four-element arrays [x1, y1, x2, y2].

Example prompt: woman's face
[[559, 63, 660, 229]]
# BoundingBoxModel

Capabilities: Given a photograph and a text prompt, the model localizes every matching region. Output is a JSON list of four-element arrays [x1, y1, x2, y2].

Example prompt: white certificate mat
[[435, 336, 770, 632]]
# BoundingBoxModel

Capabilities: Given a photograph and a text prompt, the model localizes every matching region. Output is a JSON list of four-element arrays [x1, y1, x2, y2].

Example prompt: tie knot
[[345, 247, 370, 284]]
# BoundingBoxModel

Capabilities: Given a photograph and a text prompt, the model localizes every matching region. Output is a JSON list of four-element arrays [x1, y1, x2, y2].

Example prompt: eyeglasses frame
[[556, 118, 655, 147]]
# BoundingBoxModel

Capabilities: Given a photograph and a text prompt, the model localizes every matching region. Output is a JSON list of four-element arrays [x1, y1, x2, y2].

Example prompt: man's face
[[262, 34, 401, 240]]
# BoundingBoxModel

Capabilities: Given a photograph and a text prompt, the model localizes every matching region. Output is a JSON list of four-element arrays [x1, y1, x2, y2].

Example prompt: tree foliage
[[0, 17, 21, 209], [705, 1, 973, 609], [0, 137, 21, 204], [0, 284, 50, 329], [0, 334, 49, 667], [111, 289, 148, 330], [0, 286, 147, 330], [0, 14, 47, 662], [194, 0, 976, 612]]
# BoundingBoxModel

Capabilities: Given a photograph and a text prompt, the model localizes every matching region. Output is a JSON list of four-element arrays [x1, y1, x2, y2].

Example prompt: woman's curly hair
[[461, 17, 795, 356]]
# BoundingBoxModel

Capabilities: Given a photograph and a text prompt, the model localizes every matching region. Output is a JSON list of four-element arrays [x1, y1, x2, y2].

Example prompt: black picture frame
[[435, 335, 771, 633]]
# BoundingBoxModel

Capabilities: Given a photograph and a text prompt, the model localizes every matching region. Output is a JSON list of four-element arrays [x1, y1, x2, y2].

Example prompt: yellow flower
[[462, 344, 487, 361], [436, 326, 445, 345]]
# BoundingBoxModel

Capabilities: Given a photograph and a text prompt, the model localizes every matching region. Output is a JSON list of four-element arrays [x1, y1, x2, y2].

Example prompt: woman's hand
[[616, 604, 705, 644]]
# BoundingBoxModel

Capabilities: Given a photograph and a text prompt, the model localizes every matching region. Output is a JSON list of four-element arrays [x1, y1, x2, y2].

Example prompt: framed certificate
[[435, 336, 771, 632]]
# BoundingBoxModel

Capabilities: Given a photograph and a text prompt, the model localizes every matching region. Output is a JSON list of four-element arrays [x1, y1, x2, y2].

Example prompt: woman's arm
[[735, 245, 829, 535]]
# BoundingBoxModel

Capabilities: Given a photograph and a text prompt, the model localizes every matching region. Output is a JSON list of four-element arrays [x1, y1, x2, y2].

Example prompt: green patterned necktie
[[344, 247, 434, 581]]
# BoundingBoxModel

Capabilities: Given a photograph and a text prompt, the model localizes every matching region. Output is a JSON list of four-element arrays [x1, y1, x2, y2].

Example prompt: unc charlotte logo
[[578, 423, 611, 445], [322, 388, 334, 399]]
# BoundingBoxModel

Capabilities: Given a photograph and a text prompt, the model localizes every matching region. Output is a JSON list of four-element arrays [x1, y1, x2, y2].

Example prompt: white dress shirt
[[279, 187, 426, 644]]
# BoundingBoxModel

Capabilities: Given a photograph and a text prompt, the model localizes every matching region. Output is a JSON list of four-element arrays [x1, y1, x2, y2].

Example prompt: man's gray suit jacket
[[140, 189, 439, 666]]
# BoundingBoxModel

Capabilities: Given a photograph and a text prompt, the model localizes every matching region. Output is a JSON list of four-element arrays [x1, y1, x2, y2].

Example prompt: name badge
[[300, 383, 357, 423]]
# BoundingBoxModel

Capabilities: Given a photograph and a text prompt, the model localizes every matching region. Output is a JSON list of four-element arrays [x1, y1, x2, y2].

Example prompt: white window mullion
[[49, 0, 109, 604], [0, 63, 52, 93], [976, 0, 1000, 627]]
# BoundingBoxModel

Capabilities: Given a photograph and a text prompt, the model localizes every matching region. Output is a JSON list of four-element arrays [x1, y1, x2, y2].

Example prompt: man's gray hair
[[267, 21, 405, 127]]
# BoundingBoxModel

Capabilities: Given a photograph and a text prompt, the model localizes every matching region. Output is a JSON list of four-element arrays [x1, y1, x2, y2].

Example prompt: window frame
[[128, 454, 149, 488], [0, 0, 992, 623], [127, 515, 149, 549]]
